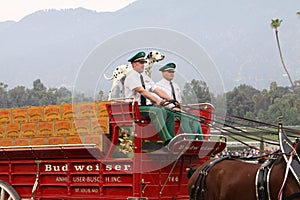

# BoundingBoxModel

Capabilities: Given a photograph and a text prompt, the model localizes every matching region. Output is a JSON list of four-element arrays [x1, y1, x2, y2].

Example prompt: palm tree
[[270, 19, 296, 95]]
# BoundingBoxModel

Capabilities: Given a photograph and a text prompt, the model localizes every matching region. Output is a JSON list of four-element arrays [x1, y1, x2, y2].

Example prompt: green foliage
[[183, 79, 300, 126], [226, 81, 300, 125], [0, 79, 92, 108], [1, 77, 300, 126], [226, 84, 260, 116], [182, 79, 211, 103], [8, 86, 28, 107], [262, 94, 299, 125], [0, 83, 9, 108], [270, 19, 282, 29]]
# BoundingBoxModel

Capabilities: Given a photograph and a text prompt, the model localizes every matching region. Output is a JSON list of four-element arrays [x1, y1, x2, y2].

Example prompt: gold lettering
[[56, 176, 68, 182], [86, 165, 93, 171], [105, 176, 121, 183]]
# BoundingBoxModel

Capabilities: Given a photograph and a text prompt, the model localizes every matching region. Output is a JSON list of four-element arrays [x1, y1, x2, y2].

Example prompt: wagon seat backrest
[[106, 101, 142, 125], [106, 101, 140, 145], [106, 101, 168, 143], [105, 101, 184, 144]]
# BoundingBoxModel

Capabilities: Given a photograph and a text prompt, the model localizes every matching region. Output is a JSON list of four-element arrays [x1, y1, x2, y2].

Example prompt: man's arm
[[153, 87, 172, 101], [153, 87, 182, 110], [134, 86, 162, 105]]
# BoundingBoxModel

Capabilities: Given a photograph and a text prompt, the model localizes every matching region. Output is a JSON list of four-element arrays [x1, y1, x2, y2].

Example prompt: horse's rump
[[188, 158, 260, 200]]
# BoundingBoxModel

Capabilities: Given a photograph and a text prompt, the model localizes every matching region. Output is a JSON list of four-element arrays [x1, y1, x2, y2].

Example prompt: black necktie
[[170, 81, 176, 101], [140, 74, 146, 105]]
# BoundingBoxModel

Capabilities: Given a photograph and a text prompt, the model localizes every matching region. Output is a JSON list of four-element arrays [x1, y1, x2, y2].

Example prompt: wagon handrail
[[177, 133, 227, 142], [182, 103, 215, 109], [109, 97, 135, 102]]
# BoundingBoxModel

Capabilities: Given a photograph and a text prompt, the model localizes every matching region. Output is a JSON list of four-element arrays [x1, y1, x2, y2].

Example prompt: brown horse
[[188, 134, 300, 200]]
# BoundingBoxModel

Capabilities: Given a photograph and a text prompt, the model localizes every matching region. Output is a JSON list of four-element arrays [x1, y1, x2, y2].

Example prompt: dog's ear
[[147, 52, 152, 58]]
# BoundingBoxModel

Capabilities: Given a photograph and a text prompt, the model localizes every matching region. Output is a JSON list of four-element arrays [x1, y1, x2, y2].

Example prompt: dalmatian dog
[[144, 50, 165, 77], [104, 50, 165, 100]]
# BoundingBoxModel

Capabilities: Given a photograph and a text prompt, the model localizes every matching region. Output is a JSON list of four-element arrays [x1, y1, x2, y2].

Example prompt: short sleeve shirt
[[156, 78, 182, 102], [124, 70, 157, 104]]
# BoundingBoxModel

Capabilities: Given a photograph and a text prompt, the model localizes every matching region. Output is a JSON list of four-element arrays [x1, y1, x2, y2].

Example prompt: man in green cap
[[156, 62, 203, 138], [124, 52, 176, 146], [127, 51, 147, 63], [157, 63, 182, 104]]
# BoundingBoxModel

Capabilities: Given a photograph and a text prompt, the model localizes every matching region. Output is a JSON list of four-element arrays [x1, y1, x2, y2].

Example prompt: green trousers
[[173, 111, 203, 140], [139, 106, 203, 142], [139, 106, 174, 142]]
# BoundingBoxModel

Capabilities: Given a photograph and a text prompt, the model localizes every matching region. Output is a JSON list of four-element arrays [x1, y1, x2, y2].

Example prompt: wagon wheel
[[0, 180, 20, 200]]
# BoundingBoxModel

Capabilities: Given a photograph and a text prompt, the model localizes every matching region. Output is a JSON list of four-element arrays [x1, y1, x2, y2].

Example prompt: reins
[[165, 108, 279, 157], [182, 103, 300, 200], [168, 102, 300, 154]]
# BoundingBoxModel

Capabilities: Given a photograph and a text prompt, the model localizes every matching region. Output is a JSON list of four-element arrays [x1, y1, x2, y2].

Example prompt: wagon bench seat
[[105, 101, 181, 143]]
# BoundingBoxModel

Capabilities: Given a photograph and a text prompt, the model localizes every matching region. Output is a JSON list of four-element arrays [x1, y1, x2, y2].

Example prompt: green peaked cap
[[159, 63, 176, 71], [128, 51, 146, 62]]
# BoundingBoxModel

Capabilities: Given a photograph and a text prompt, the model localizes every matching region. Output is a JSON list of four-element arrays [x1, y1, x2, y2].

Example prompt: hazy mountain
[[0, 21, 16, 32], [0, 0, 299, 92]]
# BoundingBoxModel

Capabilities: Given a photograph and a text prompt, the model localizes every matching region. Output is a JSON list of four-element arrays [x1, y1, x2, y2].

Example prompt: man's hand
[[166, 99, 181, 108], [173, 101, 181, 108], [159, 99, 167, 106], [172, 107, 182, 112]]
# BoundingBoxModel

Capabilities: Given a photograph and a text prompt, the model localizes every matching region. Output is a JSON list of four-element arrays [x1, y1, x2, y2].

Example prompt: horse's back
[[189, 158, 260, 200]]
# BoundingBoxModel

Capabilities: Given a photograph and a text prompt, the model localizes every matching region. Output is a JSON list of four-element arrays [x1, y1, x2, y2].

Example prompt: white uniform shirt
[[156, 78, 182, 103], [124, 70, 157, 105]]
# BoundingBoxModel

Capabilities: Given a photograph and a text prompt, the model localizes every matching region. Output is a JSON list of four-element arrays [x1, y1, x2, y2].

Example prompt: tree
[[265, 94, 300, 125], [182, 79, 211, 104], [269, 81, 277, 104], [27, 79, 47, 106], [8, 86, 28, 107], [260, 89, 269, 110], [226, 84, 260, 117], [98, 90, 106, 101], [56, 87, 72, 104], [270, 19, 296, 95], [0, 82, 9, 108], [0, 79, 93, 108], [0, 82, 8, 89]]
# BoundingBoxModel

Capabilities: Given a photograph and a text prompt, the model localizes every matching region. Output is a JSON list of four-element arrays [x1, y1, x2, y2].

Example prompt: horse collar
[[279, 127, 300, 185], [255, 158, 276, 200], [190, 156, 231, 200]]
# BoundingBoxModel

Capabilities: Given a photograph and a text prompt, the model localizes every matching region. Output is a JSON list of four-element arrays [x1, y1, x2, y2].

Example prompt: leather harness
[[277, 126, 300, 200], [189, 156, 231, 200], [255, 156, 277, 200], [189, 126, 300, 200]]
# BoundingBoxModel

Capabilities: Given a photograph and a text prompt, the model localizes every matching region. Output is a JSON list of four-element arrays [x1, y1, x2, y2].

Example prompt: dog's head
[[147, 50, 165, 62]]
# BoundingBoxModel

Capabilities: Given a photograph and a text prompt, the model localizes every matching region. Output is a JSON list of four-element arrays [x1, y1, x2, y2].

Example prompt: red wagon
[[0, 101, 226, 200]]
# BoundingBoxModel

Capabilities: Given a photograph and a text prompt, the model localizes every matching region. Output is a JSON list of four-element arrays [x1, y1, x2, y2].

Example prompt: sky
[[0, 0, 136, 22]]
